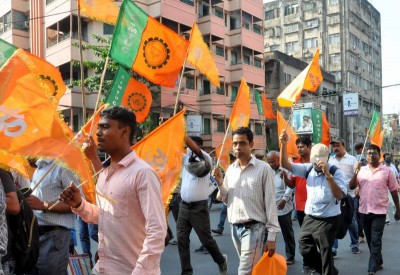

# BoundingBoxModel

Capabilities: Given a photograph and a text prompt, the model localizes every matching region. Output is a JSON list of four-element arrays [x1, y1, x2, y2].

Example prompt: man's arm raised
[[279, 130, 293, 172]]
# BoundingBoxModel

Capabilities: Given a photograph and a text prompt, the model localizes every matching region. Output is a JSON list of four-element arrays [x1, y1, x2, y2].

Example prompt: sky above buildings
[[263, 0, 400, 114]]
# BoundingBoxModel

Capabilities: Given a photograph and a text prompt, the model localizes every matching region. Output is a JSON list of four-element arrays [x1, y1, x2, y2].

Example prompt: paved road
[[160, 204, 400, 275]]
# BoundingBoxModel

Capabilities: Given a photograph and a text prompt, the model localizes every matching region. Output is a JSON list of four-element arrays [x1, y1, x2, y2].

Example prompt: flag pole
[[173, 58, 188, 115], [77, 0, 87, 123], [216, 121, 231, 167]]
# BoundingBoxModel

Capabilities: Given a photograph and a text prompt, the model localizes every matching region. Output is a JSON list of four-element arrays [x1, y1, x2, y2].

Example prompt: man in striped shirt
[[213, 127, 280, 275]]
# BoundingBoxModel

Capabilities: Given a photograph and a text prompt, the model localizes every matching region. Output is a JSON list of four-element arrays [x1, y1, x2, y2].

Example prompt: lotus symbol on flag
[[0, 106, 27, 137]]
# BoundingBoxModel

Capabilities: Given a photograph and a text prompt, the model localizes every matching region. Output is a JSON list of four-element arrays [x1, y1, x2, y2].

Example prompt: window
[[213, 7, 223, 18], [265, 10, 275, 20], [328, 14, 340, 25], [202, 79, 210, 95], [216, 83, 224, 95], [328, 33, 340, 45], [255, 124, 263, 135], [284, 73, 292, 85], [103, 23, 114, 35], [285, 23, 299, 33], [13, 10, 28, 30], [375, 69, 381, 79], [285, 41, 299, 53], [329, 53, 341, 64], [46, 0, 56, 5], [231, 86, 238, 101], [0, 11, 11, 34], [361, 78, 369, 89], [331, 71, 341, 82], [349, 33, 360, 49], [270, 45, 280, 51], [231, 50, 238, 65], [217, 120, 225, 132], [254, 58, 262, 68], [284, 4, 299, 16], [329, 0, 339, 4], [253, 25, 262, 34], [303, 2, 316, 11], [186, 75, 195, 89], [265, 28, 275, 38], [304, 37, 318, 49], [203, 118, 211, 134], [304, 19, 318, 29], [180, 0, 194, 6], [349, 53, 358, 66], [243, 48, 252, 65], [216, 45, 224, 57], [348, 72, 360, 86], [230, 16, 240, 30]]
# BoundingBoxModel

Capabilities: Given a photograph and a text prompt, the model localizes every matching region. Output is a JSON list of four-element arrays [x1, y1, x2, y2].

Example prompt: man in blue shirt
[[280, 131, 347, 275]]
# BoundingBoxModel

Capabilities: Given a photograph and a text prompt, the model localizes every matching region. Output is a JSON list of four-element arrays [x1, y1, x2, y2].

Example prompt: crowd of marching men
[[0, 106, 399, 275]]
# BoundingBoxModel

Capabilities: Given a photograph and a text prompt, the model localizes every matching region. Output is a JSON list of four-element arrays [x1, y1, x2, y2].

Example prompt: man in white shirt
[[266, 151, 296, 265], [328, 138, 359, 256], [382, 153, 400, 224], [213, 127, 280, 275]]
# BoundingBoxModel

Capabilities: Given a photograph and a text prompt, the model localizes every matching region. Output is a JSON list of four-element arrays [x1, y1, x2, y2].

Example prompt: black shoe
[[195, 245, 205, 253], [212, 228, 223, 235]]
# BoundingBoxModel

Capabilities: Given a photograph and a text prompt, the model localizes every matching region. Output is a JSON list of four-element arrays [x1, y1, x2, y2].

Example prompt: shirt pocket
[[102, 189, 129, 218]]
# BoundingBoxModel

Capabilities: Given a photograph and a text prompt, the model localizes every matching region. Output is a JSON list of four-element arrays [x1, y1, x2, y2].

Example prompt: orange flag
[[370, 121, 383, 147], [187, 22, 220, 88], [0, 49, 95, 203], [78, 0, 120, 25], [0, 151, 34, 180], [277, 111, 299, 158], [261, 95, 276, 119], [321, 112, 331, 146], [75, 104, 107, 145], [215, 138, 233, 171], [277, 49, 323, 107], [230, 78, 250, 131], [132, 109, 186, 207]]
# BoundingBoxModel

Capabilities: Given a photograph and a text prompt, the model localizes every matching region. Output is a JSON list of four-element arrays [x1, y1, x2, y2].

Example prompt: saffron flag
[[277, 111, 299, 158], [0, 38, 17, 68], [371, 129, 385, 148], [312, 109, 330, 146], [78, 0, 120, 25], [368, 110, 380, 139], [0, 39, 66, 104], [107, 66, 152, 123], [75, 104, 107, 145], [230, 78, 250, 130], [0, 151, 34, 180], [110, 0, 189, 87], [132, 109, 185, 207], [215, 138, 233, 171], [262, 95, 277, 119], [0, 49, 96, 203], [187, 22, 220, 88], [277, 49, 323, 107]]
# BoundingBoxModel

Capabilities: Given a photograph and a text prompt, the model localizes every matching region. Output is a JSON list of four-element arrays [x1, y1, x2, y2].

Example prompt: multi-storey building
[[264, 0, 382, 146], [1, 0, 267, 154]]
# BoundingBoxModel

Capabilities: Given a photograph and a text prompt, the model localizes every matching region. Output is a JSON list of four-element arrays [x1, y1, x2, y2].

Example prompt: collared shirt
[[329, 152, 358, 197], [291, 163, 347, 218], [218, 156, 280, 241], [73, 151, 166, 275], [31, 159, 79, 229], [357, 164, 399, 215], [291, 158, 308, 211], [180, 149, 213, 202], [274, 168, 293, 216]]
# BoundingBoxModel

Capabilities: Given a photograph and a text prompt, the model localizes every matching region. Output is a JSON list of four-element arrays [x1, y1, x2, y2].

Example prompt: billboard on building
[[292, 108, 313, 134], [186, 115, 202, 136], [343, 92, 359, 116]]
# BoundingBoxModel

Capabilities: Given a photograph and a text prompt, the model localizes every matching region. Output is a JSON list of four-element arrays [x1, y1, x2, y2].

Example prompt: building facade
[[264, 0, 382, 147], [0, 0, 267, 154]]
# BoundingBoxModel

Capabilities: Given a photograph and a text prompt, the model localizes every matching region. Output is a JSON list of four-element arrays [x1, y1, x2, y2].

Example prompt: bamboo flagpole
[[173, 58, 188, 115], [216, 121, 231, 167], [77, 0, 87, 123]]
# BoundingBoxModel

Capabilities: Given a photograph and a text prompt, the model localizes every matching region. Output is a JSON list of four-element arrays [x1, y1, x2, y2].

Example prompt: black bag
[[305, 165, 353, 239], [8, 190, 40, 274]]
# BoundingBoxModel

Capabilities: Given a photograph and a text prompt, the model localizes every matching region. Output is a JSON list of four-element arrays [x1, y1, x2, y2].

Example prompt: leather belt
[[38, 226, 67, 235], [233, 220, 260, 228], [181, 200, 208, 207]]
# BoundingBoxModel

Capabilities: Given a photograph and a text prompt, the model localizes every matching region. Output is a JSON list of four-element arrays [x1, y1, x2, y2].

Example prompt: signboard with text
[[343, 92, 359, 116]]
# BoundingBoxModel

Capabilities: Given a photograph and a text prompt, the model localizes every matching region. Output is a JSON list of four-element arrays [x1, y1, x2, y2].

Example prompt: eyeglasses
[[366, 152, 378, 156]]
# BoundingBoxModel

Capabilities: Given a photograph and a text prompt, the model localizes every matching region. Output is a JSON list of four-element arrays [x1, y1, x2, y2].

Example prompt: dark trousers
[[355, 197, 365, 238], [297, 210, 306, 227], [167, 193, 182, 239], [177, 200, 225, 275], [299, 214, 340, 275], [360, 213, 386, 273], [77, 216, 98, 266], [217, 203, 227, 230], [278, 211, 296, 260]]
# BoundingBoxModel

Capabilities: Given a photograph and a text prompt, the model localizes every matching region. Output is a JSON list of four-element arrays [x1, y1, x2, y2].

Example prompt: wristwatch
[[43, 201, 49, 212]]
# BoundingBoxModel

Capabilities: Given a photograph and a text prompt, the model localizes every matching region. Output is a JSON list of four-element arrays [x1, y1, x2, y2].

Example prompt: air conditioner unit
[[24, 21, 29, 28]]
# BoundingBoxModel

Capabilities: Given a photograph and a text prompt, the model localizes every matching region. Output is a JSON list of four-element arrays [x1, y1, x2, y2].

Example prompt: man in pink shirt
[[59, 106, 167, 275], [349, 144, 400, 275]]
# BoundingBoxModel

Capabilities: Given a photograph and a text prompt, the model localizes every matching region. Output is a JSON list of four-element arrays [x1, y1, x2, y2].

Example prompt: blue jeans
[[32, 228, 70, 275], [232, 222, 265, 275], [217, 204, 227, 230], [77, 216, 98, 264]]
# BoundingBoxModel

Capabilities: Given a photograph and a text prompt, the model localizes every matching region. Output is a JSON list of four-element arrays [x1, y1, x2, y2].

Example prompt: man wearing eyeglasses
[[349, 144, 400, 275]]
